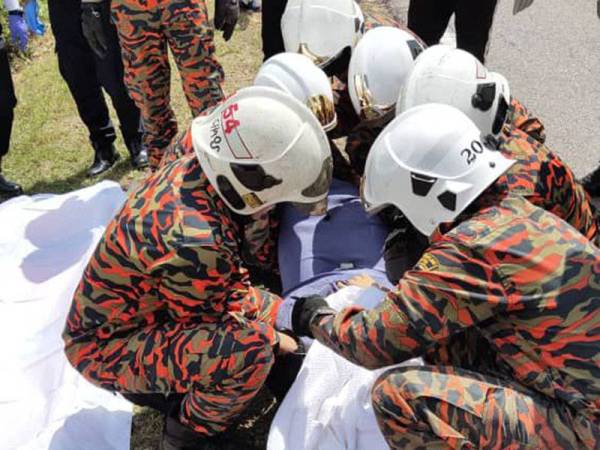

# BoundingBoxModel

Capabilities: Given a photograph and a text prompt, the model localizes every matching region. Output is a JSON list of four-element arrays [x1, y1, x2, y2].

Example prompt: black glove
[[383, 220, 429, 284], [291, 295, 333, 338], [214, 0, 239, 42], [81, 2, 109, 59]]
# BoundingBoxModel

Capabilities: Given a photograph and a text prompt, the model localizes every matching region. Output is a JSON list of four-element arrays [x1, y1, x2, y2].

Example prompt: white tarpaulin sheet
[[0, 181, 133, 450], [268, 286, 422, 450]]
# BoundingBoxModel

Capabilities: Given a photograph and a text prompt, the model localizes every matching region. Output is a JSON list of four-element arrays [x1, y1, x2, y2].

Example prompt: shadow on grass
[[27, 158, 135, 195]]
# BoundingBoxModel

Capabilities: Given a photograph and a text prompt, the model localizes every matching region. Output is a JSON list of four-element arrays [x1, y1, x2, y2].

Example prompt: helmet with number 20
[[192, 86, 333, 215], [362, 104, 515, 236]]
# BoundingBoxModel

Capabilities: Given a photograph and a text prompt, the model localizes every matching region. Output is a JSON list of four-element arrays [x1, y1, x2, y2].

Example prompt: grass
[[6, 2, 263, 194], [6, 1, 397, 448]]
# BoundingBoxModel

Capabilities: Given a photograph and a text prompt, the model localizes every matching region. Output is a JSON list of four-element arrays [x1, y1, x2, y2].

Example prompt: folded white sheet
[[0, 182, 133, 450], [268, 286, 422, 450]]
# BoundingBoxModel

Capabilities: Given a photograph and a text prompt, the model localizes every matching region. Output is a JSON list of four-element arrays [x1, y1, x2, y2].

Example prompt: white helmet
[[192, 86, 333, 215], [281, 0, 364, 71], [362, 103, 515, 236], [254, 53, 337, 131], [348, 26, 425, 121], [398, 45, 511, 137]]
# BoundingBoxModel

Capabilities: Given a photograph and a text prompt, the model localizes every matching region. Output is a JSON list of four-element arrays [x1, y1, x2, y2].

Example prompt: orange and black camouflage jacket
[[501, 99, 598, 243], [63, 154, 282, 375], [312, 192, 600, 416]]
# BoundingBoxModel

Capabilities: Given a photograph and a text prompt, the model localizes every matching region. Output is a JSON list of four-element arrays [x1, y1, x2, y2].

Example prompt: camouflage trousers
[[111, 0, 224, 169], [68, 297, 280, 436], [371, 365, 600, 449]]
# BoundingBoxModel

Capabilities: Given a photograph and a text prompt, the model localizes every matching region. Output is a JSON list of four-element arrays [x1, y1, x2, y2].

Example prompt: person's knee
[[371, 367, 429, 420]]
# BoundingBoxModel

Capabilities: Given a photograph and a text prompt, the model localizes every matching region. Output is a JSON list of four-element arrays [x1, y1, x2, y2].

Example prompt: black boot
[[125, 136, 149, 170], [88, 142, 120, 177], [160, 415, 237, 450], [581, 165, 600, 198], [0, 172, 23, 200]]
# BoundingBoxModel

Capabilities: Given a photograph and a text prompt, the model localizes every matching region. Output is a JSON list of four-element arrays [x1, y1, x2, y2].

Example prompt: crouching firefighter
[[62, 86, 333, 449], [278, 104, 600, 449]]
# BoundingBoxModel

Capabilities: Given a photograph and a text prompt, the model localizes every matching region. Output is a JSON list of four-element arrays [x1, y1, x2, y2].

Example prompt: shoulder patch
[[416, 253, 440, 272]]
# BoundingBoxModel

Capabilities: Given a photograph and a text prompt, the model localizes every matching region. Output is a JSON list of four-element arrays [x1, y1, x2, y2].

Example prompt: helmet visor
[[307, 95, 337, 131], [353, 74, 395, 121], [359, 175, 387, 214], [301, 156, 333, 198]]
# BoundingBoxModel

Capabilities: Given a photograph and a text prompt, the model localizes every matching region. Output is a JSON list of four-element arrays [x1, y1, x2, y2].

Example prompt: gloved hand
[[276, 295, 334, 338], [214, 0, 239, 41], [24, 0, 45, 36], [81, 2, 109, 59], [8, 11, 29, 52]]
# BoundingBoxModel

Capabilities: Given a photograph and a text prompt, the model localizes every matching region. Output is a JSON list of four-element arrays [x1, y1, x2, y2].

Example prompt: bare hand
[[277, 332, 299, 355]]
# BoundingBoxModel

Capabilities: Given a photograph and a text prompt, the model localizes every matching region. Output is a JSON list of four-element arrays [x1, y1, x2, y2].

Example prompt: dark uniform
[[48, 0, 144, 172], [0, 23, 17, 163], [0, 22, 23, 198], [261, 0, 288, 60], [310, 190, 600, 448], [408, 0, 498, 63], [63, 152, 282, 436]]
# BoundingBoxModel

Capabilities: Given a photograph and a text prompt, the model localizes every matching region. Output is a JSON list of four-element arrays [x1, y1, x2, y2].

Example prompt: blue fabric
[[279, 179, 388, 294], [24, 0, 45, 36], [284, 268, 392, 300]]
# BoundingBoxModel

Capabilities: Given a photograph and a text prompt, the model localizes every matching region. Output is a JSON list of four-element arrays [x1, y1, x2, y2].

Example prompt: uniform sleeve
[[159, 128, 194, 169], [506, 98, 546, 145], [311, 241, 509, 369]]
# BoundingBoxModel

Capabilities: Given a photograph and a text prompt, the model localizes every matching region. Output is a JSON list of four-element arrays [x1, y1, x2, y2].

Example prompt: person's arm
[[308, 241, 510, 369], [505, 98, 546, 145], [157, 212, 282, 345]]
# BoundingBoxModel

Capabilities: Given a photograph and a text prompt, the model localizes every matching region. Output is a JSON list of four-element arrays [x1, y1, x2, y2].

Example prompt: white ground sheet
[[0, 181, 133, 450], [268, 286, 422, 450]]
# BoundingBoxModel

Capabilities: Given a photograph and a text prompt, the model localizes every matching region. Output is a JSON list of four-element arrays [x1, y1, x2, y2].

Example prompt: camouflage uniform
[[160, 127, 281, 279], [506, 97, 546, 145], [501, 99, 598, 244], [111, 0, 225, 169], [63, 153, 282, 436], [311, 191, 600, 448]]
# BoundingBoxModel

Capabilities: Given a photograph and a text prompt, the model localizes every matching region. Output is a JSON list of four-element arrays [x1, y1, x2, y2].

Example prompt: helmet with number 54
[[192, 86, 333, 215], [362, 104, 515, 236]]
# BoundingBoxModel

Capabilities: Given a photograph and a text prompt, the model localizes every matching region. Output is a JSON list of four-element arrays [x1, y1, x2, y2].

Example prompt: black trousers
[[0, 24, 16, 159], [408, 0, 498, 63], [47, 0, 142, 147], [261, 0, 288, 61]]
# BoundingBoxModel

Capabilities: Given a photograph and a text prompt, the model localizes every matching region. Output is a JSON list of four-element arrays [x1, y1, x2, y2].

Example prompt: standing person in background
[[46, 0, 147, 177], [261, 0, 287, 60], [0, 0, 27, 199], [90, 0, 233, 170], [407, 0, 498, 63]]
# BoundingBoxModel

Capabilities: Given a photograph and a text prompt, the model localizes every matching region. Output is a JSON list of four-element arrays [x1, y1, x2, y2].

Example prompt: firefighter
[[279, 104, 600, 449], [82, 0, 230, 169], [398, 45, 598, 245], [62, 87, 333, 449]]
